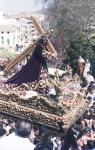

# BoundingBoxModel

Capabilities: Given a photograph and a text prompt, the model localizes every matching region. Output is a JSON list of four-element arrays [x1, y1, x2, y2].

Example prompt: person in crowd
[[86, 72, 94, 85], [92, 120, 95, 133], [62, 125, 83, 150], [83, 59, 91, 79], [77, 56, 85, 76], [51, 136, 62, 150], [0, 119, 36, 150], [0, 125, 6, 138], [3, 120, 15, 135], [86, 85, 95, 106], [34, 132, 53, 150], [78, 119, 87, 131], [81, 127, 95, 150]]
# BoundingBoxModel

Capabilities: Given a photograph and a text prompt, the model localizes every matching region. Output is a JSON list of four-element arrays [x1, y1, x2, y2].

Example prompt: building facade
[[0, 12, 44, 51]]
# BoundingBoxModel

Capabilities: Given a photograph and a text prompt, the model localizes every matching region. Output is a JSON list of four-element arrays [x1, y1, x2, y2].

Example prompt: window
[[7, 31, 9, 34], [1, 36, 4, 45], [27, 22, 32, 24], [25, 36, 27, 39], [7, 39, 10, 45], [1, 32, 4, 34]]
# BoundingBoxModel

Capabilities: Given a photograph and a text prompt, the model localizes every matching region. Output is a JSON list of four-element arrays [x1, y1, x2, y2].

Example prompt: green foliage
[[43, 0, 95, 52], [65, 34, 93, 72]]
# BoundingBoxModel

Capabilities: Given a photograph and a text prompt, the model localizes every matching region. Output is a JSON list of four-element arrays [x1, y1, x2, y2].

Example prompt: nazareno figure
[[5, 37, 48, 86]]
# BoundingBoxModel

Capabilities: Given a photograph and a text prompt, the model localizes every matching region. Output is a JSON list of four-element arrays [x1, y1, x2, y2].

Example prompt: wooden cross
[[6, 16, 57, 71]]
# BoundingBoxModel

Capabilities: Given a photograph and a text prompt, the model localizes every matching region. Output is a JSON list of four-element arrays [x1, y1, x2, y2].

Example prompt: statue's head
[[37, 37, 48, 47]]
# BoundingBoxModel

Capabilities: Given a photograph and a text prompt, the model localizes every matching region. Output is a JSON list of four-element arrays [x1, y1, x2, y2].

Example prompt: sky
[[0, 0, 43, 13]]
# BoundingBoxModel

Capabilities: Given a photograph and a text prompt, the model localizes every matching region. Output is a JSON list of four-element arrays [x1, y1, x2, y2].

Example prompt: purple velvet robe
[[5, 43, 47, 85]]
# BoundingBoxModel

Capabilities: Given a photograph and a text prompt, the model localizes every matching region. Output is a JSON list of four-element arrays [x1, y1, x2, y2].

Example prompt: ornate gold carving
[[0, 91, 88, 130]]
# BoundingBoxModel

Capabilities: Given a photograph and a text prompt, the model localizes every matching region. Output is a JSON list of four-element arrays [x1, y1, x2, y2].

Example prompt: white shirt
[[86, 74, 94, 84], [0, 133, 35, 150], [83, 62, 90, 78]]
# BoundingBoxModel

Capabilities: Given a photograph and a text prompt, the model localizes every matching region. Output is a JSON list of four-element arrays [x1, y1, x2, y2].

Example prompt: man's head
[[15, 120, 32, 138], [80, 120, 86, 127], [0, 126, 6, 137], [83, 127, 91, 137], [87, 71, 92, 75]]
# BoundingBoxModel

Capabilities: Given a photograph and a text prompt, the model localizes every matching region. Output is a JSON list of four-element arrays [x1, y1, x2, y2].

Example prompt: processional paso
[[2, 16, 89, 135]]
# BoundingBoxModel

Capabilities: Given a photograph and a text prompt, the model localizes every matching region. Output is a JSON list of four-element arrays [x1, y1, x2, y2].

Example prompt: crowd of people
[[0, 103, 94, 150], [0, 115, 65, 150]]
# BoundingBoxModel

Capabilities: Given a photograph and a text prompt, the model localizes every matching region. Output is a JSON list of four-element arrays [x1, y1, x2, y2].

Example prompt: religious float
[[0, 16, 89, 131]]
